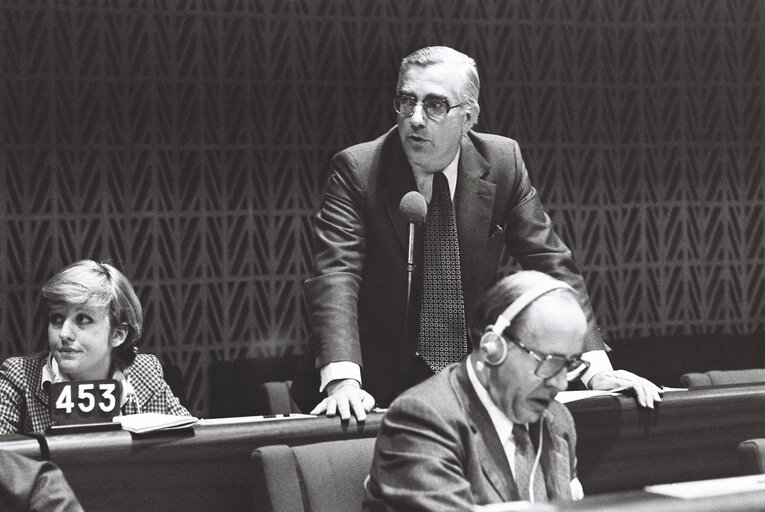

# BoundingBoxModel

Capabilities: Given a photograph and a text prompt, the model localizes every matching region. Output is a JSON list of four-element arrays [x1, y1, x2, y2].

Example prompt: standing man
[[363, 271, 588, 510], [291, 46, 660, 420]]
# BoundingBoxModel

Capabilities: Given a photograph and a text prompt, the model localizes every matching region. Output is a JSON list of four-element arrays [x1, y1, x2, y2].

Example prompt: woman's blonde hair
[[42, 260, 142, 365]]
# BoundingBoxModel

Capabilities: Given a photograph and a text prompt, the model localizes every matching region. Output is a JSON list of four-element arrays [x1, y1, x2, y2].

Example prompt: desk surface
[[0, 433, 43, 460], [4, 384, 764, 512], [557, 488, 765, 512], [568, 384, 765, 493], [45, 414, 383, 512]]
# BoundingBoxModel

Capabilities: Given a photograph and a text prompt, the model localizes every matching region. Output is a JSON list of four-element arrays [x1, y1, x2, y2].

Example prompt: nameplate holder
[[48, 379, 122, 434]]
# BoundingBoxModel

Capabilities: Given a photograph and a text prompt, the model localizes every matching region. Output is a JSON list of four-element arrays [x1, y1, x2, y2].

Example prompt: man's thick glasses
[[394, 93, 463, 121], [507, 336, 590, 381]]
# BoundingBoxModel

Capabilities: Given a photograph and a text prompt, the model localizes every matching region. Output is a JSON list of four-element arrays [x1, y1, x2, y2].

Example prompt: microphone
[[399, 192, 427, 312]]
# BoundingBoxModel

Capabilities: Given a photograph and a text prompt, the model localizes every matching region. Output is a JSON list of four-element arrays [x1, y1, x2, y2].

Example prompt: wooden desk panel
[[45, 415, 383, 512], [0, 433, 43, 459], [39, 385, 765, 512], [569, 384, 765, 493], [556, 488, 765, 512]]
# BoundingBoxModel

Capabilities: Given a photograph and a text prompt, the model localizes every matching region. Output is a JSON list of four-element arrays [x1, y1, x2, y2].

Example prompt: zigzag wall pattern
[[1, 0, 763, 416]]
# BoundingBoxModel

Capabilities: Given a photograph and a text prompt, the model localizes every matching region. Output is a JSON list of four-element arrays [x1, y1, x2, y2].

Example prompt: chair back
[[739, 439, 765, 474], [679, 368, 765, 388], [251, 437, 376, 512], [256, 381, 301, 415]]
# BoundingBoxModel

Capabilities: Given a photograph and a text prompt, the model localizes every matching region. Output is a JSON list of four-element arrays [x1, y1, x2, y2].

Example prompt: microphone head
[[399, 191, 427, 225]]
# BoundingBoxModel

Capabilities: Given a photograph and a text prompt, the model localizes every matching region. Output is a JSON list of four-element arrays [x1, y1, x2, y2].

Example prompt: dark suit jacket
[[291, 128, 605, 410], [0, 353, 190, 434], [363, 360, 578, 512], [0, 451, 83, 512]]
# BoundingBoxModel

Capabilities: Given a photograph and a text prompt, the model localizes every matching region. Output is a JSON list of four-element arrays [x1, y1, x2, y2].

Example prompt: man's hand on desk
[[310, 378, 376, 422], [589, 369, 664, 409]]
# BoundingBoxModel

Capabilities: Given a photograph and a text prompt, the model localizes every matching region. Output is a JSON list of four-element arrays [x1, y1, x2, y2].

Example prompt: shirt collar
[[42, 354, 67, 387], [412, 147, 460, 201], [466, 354, 518, 444], [41, 354, 136, 408]]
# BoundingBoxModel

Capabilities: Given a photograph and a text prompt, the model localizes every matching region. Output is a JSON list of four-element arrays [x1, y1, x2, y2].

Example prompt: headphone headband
[[490, 282, 575, 336]]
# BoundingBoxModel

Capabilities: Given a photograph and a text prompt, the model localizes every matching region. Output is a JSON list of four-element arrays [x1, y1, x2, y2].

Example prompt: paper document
[[645, 474, 765, 499], [115, 413, 198, 434], [198, 413, 316, 426], [555, 389, 619, 403]]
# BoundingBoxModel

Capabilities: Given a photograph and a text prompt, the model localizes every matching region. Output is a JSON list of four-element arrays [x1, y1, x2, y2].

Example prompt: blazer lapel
[[454, 134, 496, 303], [33, 357, 50, 409], [536, 409, 573, 500], [451, 361, 517, 502], [124, 362, 156, 411], [381, 128, 419, 255]]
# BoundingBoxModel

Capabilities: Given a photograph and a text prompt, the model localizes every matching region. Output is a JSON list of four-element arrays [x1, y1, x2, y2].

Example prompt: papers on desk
[[115, 413, 198, 434], [645, 474, 765, 499], [473, 501, 556, 511], [197, 413, 316, 426], [555, 390, 618, 403], [555, 385, 688, 403]]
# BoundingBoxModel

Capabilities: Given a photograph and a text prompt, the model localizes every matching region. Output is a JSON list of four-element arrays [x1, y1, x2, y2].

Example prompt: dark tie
[[417, 171, 467, 373], [512, 423, 547, 502]]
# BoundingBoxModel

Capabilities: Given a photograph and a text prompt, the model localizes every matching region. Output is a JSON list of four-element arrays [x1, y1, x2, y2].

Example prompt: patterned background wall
[[1, 0, 763, 416]]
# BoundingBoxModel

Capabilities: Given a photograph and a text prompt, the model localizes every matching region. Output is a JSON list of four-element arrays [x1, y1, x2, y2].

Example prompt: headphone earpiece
[[480, 330, 508, 366]]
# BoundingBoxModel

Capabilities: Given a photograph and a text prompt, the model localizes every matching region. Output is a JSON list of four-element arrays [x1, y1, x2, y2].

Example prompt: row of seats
[[249, 437, 765, 512], [247, 370, 765, 511]]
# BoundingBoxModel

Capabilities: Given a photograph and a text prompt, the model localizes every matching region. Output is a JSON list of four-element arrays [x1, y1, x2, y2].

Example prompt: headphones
[[479, 282, 575, 366]]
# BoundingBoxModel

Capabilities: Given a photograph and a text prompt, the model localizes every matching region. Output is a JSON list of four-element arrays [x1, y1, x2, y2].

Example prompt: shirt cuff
[[580, 350, 613, 388], [319, 361, 362, 392]]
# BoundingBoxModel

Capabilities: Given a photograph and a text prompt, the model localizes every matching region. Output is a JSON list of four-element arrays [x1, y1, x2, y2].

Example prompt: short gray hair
[[397, 46, 480, 109]]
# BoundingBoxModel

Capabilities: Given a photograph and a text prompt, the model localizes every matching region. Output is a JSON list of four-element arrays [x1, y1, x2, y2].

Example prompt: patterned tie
[[417, 171, 467, 373], [512, 423, 547, 502]]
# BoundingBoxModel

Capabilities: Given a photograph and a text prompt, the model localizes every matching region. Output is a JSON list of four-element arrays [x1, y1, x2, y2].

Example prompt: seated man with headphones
[[363, 270, 587, 511]]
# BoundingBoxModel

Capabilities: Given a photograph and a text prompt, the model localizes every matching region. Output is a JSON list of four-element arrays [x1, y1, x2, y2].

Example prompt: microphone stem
[[406, 223, 415, 311]]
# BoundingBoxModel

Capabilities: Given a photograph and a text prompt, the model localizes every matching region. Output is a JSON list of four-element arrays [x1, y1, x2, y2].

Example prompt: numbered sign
[[49, 379, 121, 426]]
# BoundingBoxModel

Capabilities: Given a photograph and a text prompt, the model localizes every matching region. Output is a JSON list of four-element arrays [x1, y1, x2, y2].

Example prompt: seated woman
[[0, 260, 190, 434]]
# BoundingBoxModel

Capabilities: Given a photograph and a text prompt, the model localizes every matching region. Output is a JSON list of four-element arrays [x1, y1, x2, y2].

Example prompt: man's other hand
[[310, 378, 376, 421], [589, 369, 664, 408]]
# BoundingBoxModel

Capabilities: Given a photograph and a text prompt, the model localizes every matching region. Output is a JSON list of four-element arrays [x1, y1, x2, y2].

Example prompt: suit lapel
[[451, 361, 517, 502], [382, 130, 496, 260], [535, 409, 572, 500], [124, 360, 156, 410], [381, 128, 419, 255], [454, 135, 496, 302], [33, 359, 50, 409]]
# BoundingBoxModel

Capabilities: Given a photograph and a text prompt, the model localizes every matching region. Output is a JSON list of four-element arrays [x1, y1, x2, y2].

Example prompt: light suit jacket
[[291, 127, 605, 410], [363, 360, 578, 512]]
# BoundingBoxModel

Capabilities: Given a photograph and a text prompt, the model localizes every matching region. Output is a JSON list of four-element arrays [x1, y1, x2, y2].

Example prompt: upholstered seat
[[738, 439, 765, 475], [679, 369, 765, 388], [251, 437, 376, 512], [256, 380, 301, 415]]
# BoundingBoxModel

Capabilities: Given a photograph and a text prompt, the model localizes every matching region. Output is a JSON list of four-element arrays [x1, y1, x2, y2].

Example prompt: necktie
[[512, 423, 547, 502], [417, 171, 467, 373]]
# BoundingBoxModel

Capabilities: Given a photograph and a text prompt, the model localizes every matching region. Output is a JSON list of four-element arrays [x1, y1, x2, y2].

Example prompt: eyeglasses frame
[[504, 335, 590, 381], [394, 93, 464, 121]]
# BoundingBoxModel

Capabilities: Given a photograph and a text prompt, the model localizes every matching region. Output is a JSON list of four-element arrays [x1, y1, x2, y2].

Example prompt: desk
[[32, 384, 765, 512], [46, 415, 382, 512], [557, 487, 765, 512], [483, 488, 765, 512], [0, 433, 43, 459], [569, 384, 765, 493]]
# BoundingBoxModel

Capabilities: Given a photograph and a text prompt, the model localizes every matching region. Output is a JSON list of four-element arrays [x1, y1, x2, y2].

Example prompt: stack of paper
[[114, 413, 198, 434]]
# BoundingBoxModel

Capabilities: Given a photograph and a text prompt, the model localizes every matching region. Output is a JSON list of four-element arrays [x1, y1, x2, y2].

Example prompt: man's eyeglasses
[[394, 93, 463, 121], [507, 336, 590, 381]]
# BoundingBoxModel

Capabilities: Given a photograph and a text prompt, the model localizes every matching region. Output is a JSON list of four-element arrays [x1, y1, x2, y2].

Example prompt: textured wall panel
[[1, 0, 763, 416]]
